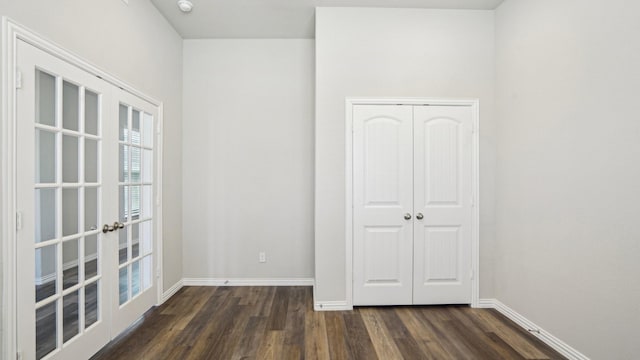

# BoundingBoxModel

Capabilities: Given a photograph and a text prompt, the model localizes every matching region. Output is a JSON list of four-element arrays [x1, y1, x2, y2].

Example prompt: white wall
[[0, 1, 183, 355], [182, 39, 315, 280], [315, 7, 496, 303], [494, 0, 640, 358]]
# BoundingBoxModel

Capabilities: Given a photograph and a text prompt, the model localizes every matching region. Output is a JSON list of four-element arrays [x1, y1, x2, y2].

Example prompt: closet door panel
[[413, 106, 473, 304], [353, 105, 414, 305]]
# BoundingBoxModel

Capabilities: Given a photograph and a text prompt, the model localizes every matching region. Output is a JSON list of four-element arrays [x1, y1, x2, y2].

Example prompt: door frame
[[1, 18, 165, 360], [345, 98, 480, 309]]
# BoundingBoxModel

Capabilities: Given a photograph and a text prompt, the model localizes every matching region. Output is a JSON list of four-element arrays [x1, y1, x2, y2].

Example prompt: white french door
[[353, 104, 473, 306], [15, 40, 158, 360], [111, 89, 158, 337]]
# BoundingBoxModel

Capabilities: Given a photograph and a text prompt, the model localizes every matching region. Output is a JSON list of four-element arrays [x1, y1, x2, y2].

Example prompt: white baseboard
[[160, 279, 184, 304], [182, 278, 314, 287], [314, 301, 352, 311], [476, 298, 496, 309], [479, 298, 589, 360]]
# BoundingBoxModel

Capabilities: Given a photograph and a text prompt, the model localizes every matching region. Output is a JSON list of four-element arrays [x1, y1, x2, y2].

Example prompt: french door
[[352, 104, 473, 306], [15, 40, 158, 360]]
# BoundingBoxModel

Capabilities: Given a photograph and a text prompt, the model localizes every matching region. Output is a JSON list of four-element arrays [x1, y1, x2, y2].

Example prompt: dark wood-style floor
[[92, 286, 565, 360]]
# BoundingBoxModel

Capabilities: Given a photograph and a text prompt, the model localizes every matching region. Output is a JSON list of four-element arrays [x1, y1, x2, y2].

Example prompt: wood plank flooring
[[92, 286, 566, 360]]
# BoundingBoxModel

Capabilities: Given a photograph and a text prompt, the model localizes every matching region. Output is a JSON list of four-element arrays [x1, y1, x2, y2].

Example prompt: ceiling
[[151, 0, 505, 39]]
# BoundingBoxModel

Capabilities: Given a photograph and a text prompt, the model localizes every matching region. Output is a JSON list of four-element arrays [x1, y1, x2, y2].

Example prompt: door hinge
[[16, 211, 23, 231], [16, 350, 23, 360], [15, 69, 23, 89], [470, 270, 474, 280]]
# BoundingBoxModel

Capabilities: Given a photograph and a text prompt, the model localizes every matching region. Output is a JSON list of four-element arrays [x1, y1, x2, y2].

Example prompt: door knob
[[416, 213, 424, 220], [102, 222, 125, 233], [102, 223, 115, 233], [404, 213, 412, 220]]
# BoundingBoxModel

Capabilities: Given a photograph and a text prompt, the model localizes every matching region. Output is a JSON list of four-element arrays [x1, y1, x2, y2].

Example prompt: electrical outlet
[[259, 252, 266, 263]]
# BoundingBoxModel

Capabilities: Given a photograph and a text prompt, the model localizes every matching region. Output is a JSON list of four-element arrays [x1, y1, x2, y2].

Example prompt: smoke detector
[[177, 0, 194, 13]]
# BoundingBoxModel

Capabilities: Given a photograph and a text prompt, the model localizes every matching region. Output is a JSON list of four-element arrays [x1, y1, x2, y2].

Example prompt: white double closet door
[[353, 104, 473, 306], [15, 40, 158, 360]]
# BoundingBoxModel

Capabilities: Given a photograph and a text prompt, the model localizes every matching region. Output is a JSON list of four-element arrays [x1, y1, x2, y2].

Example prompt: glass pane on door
[[36, 129, 56, 183], [62, 135, 79, 183], [63, 291, 80, 342], [84, 90, 99, 136], [62, 239, 79, 289], [35, 245, 57, 302], [85, 139, 99, 183], [36, 302, 57, 359], [84, 234, 98, 279], [35, 188, 56, 243], [117, 103, 154, 307], [62, 81, 79, 131], [85, 281, 99, 329], [32, 70, 103, 359], [36, 71, 56, 127]]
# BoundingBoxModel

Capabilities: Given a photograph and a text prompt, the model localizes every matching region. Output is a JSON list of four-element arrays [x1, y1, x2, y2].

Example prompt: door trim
[[1, 18, 165, 360], [345, 98, 480, 309]]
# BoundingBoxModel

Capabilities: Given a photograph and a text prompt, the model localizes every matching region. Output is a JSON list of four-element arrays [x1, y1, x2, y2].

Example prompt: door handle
[[404, 213, 412, 220], [102, 221, 125, 233], [416, 213, 424, 220], [102, 223, 115, 233]]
